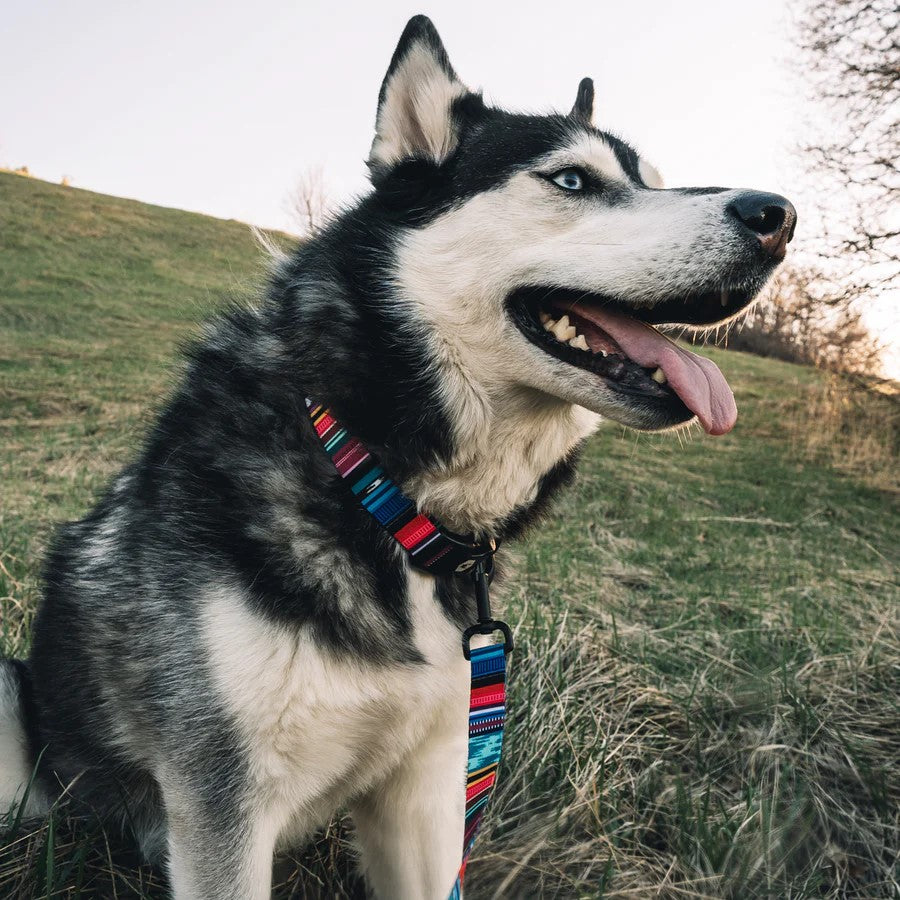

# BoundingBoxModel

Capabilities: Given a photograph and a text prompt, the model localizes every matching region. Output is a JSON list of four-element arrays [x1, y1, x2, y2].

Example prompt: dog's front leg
[[161, 779, 276, 900], [352, 723, 468, 900]]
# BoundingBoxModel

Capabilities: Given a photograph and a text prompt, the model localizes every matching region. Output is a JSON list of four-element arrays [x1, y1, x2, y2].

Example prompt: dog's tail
[[0, 659, 49, 820]]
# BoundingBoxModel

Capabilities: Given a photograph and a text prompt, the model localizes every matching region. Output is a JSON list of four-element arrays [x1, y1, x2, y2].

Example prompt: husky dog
[[0, 14, 795, 900]]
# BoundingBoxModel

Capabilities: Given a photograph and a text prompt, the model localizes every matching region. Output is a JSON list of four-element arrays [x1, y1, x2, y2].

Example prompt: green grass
[[1, 171, 898, 898]]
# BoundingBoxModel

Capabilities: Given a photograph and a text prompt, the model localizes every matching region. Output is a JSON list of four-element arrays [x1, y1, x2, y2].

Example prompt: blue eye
[[551, 168, 585, 191]]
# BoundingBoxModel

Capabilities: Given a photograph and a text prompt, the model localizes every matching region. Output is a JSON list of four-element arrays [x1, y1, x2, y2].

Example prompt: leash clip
[[462, 555, 514, 660]]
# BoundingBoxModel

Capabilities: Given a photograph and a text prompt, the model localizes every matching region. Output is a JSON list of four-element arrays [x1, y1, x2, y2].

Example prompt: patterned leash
[[450, 641, 507, 898], [306, 399, 512, 898]]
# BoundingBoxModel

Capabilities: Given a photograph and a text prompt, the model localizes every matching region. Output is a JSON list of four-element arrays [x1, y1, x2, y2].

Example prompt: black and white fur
[[0, 16, 794, 900]]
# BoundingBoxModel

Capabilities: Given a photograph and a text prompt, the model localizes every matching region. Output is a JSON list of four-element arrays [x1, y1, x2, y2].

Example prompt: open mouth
[[509, 285, 759, 435]]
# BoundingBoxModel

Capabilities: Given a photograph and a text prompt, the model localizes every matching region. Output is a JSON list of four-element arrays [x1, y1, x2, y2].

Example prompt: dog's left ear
[[570, 77, 594, 125], [369, 16, 471, 178]]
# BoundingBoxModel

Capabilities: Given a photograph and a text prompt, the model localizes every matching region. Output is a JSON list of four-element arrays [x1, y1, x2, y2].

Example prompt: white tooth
[[651, 367, 667, 383], [569, 334, 589, 351], [543, 317, 557, 332], [552, 318, 576, 341], [539, 311, 550, 323], [599, 349, 608, 357], [720, 289, 729, 307]]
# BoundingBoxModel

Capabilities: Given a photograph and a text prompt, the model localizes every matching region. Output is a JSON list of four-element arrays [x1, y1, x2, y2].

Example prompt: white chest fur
[[201, 570, 471, 842]]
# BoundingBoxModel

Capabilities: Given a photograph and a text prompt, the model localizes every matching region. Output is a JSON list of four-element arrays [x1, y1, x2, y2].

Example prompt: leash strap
[[305, 399, 510, 898], [450, 641, 507, 899]]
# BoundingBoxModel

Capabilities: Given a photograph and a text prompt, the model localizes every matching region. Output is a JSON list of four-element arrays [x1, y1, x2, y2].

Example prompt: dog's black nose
[[727, 192, 797, 260]]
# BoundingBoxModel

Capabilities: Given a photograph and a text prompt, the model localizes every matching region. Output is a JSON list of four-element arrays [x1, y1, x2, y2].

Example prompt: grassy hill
[[1, 171, 897, 898]]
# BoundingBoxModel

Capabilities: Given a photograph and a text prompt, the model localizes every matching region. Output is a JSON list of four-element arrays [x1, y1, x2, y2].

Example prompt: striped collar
[[305, 399, 497, 578]]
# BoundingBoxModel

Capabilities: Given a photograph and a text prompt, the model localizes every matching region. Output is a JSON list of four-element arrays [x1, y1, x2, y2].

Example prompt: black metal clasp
[[449, 534, 497, 575], [462, 555, 514, 660]]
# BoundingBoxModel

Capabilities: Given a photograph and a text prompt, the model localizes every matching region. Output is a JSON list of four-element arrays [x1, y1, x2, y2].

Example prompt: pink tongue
[[573, 306, 737, 435]]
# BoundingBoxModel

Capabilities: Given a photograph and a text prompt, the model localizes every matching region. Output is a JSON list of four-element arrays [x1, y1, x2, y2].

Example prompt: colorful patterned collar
[[306, 398, 498, 577], [306, 398, 513, 659]]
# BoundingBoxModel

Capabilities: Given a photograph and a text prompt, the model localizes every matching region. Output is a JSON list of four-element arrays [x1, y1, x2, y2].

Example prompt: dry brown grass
[[463, 590, 900, 899], [776, 373, 899, 494]]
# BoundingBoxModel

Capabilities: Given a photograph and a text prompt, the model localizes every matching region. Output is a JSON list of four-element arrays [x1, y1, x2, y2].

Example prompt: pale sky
[[2, 0, 798, 230]]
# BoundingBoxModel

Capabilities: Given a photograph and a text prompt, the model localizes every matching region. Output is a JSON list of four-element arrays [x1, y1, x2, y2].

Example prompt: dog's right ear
[[368, 16, 471, 179]]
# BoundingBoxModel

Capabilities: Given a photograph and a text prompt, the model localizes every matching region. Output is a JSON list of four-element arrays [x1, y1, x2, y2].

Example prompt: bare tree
[[287, 166, 332, 237], [795, 0, 899, 285]]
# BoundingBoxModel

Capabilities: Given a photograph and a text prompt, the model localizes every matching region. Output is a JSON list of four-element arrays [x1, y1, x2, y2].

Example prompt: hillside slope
[[1, 173, 897, 898]]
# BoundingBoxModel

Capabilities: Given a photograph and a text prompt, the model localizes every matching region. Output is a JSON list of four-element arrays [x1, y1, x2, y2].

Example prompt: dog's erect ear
[[369, 16, 470, 177], [570, 77, 594, 125]]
